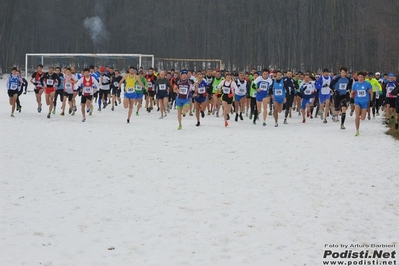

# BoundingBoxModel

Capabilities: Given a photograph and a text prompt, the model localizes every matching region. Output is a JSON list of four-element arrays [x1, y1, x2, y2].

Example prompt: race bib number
[[239, 88, 245, 93], [357, 90, 366, 97], [159, 84, 166, 91], [113, 82, 119, 87], [135, 85, 142, 91], [198, 87, 206, 94], [84, 87, 91, 93], [222, 87, 230, 94], [275, 89, 283, 96], [179, 85, 188, 95], [47, 79, 54, 86], [339, 83, 347, 90], [147, 81, 152, 87], [126, 87, 134, 93], [260, 83, 268, 91], [253, 92, 257, 97], [304, 89, 311, 95], [65, 83, 72, 89], [11, 84, 18, 90]]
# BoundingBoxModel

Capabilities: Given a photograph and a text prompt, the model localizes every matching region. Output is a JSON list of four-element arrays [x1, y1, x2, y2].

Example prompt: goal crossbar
[[25, 53, 154, 80]]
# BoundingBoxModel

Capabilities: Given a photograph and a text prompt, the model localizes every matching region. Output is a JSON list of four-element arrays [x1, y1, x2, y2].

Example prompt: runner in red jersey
[[30, 64, 45, 113]]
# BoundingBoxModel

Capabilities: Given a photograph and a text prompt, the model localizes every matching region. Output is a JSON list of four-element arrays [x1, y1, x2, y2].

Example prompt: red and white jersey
[[63, 74, 78, 93], [75, 76, 99, 96]]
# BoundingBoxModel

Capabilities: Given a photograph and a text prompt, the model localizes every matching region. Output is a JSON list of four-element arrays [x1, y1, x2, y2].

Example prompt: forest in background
[[1, 0, 399, 73]]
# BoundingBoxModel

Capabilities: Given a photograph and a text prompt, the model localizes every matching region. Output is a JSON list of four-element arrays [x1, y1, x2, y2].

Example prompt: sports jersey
[[330, 76, 351, 96], [155, 78, 171, 94], [366, 78, 382, 93], [196, 80, 208, 97], [352, 81, 372, 103], [211, 77, 224, 93], [254, 76, 273, 94], [63, 74, 77, 93], [56, 73, 64, 90], [385, 81, 398, 98], [300, 81, 316, 99], [271, 78, 286, 100], [75, 76, 100, 96], [316, 75, 332, 95], [31, 71, 44, 89], [145, 74, 157, 92], [99, 74, 111, 90], [217, 80, 237, 95], [283, 77, 297, 96], [125, 74, 137, 94], [111, 75, 122, 89], [40, 72, 61, 88], [235, 79, 247, 96], [7, 74, 21, 91], [176, 79, 191, 99]]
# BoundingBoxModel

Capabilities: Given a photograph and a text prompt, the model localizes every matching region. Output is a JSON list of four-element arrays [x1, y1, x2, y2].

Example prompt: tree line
[[1, 0, 399, 73]]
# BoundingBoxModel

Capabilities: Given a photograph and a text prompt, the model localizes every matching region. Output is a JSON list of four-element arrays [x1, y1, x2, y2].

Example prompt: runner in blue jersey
[[300, 74, 316, 123], [254, 69, 273, 126], [351, 72, 373, 136], [194, 72, 208, 126], [270, 70, 286, 127], [7, 67, 22, 117], [329, 67, 352, 129], [315, 68, 332, 124]]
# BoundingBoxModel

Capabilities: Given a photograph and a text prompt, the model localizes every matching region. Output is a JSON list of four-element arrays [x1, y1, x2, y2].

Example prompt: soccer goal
[[25, 53, 154, 80], [155, 58, 223, 71]]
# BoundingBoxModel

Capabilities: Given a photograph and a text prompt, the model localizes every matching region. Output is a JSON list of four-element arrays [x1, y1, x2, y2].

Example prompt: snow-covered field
[[1, 79, 398, 266]]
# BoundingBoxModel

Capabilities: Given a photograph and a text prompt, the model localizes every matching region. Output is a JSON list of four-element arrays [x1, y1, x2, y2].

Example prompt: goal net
[[25, 53, 154, 80], [155, 58, 222, 71]]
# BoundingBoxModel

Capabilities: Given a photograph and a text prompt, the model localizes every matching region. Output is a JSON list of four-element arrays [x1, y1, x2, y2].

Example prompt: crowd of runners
[[6, 64, 399, 135]]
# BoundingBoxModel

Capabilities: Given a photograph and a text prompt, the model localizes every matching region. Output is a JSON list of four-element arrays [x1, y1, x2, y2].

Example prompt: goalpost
[[155, 58, 223, 71], [25, 53, 154, 80]]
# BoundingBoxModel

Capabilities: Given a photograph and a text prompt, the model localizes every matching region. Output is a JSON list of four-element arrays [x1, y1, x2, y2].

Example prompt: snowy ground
[[1, 79, 398, 266]]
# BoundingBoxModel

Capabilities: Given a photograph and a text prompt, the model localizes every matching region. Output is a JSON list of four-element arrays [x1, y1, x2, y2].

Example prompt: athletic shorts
[[157, 91, 168, 99], [34, 88, 43, 94], [194, 95, 207, 103], [355, 101, 368, 110], [124, 92, 136, 99], [176, 98, 190, 108], [385, 98, 396, 108], [45, 88, 55, 95], [273, 97, 284, 104], [301, 98, 314, 110], [234, 94, 246, 102], [63, 92, 73, 102], [81, 95, 93, 104], [148, 90, 155, 98], [135, 92, 143, 100], [256, 91, 268, 102], [7, 90, 18, 97], [319, 94, 330, 104], [334, 94, 347, 111], [222, 94, 233, 104]]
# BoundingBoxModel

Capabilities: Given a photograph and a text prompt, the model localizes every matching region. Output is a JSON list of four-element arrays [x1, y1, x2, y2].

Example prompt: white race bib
[[47, 79, 54, 86], [11, 84, 18, 90], [126, 87, 134, 93], [179, 85, 188, 95], [222, 87, 230, 94], [135, 85, 142, 91], [198, 87, 206, 94], [84, 87, 91, 93], [357, 90, 366, 97], [304, 89, 311, 95], [147, 81, 152, 87], [275, 89, 283, 96], [113, 82, 119, 87], [65, 83, 72, 89], [159, 84, 166, 91], [260, 83, 268, 91], [339, 83, 347, 90]]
